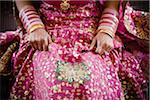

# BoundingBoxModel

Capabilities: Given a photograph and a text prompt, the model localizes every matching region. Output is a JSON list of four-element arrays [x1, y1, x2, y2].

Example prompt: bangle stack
[[98, 8, 119, 38], [19, 5, 45, 33]]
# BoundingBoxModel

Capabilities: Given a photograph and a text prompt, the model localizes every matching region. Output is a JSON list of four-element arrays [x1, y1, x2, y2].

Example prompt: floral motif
[[55, 60, 91, 84], [60, 0, 70, 12], [8, 1, 148, 99], [124, 5, 150, 40], [133, 11, 149, 40]]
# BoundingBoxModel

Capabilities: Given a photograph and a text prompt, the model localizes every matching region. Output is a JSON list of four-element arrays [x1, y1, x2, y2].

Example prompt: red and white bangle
[[19, 5, 45, 33], [98, 8, 119, 38], [101, 14, 119, 23], [22, 14, 40, 22], [24, 19, 42, 29], [99, 19, 116, 27], [102, 8, 119, 16]]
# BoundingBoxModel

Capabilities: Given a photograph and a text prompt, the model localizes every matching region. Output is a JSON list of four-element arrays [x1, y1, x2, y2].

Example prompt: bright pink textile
[[3, 0, 147, 100]]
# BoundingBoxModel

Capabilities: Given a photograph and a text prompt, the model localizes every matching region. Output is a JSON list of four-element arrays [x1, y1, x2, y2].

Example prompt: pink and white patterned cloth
[[0, 0, 147, 100]]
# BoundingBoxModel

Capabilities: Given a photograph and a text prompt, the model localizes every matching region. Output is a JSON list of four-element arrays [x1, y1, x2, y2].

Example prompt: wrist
[[30, 25, 45, 33], [97, 8, 119, 38], [97, 30, 114, 39], [19, 5, 45, 33]]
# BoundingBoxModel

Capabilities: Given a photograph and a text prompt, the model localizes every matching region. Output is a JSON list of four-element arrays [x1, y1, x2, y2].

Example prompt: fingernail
[[105, 51, 109, 55], [95, 49, 98, 53], [48, 46, 51, 51], [89, 47, 92, 50]]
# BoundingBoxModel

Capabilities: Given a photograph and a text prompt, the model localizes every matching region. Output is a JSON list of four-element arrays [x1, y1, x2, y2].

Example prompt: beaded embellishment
[[55, 60, 91, 84], [124, 6, 149, 40], [60, 0, 70, 12]]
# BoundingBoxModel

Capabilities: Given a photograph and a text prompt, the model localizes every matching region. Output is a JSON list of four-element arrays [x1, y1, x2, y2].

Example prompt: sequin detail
[[55, 60, 91, 84]]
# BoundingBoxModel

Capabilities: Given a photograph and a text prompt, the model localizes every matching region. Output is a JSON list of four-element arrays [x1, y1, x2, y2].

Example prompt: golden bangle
[[28, 24, 45, 33], [98, 26, 114, 34], [98, 29, 115, 38]]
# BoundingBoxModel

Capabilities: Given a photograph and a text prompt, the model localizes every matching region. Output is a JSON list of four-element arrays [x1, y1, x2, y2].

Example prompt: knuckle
[[93, 36, 97, 40], [34, 39, 38, 43], [110, 43, 113, 47]]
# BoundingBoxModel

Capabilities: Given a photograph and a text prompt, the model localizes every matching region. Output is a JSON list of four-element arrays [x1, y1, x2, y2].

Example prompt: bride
[[0, 0, 147, 99]]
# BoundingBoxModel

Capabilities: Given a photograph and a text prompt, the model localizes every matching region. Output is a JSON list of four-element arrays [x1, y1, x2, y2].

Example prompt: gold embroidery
[[60, 0, 70, 12], [24, 91, 29, 96], [55, 61, 91, 84], [0, 42, 18, 74], [86, 27, 96, 34]]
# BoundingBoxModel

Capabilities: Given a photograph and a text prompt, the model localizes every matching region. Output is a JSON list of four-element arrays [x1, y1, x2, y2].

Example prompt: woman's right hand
[[29, 28, 52, 51]]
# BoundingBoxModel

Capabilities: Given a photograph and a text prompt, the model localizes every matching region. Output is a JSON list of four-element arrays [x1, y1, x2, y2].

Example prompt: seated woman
[[0, 0, 148, 99]]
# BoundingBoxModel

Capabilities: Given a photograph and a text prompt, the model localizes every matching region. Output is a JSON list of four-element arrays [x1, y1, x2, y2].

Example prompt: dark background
[[0, 1, 17, 32], [0, 0, 149, 100]]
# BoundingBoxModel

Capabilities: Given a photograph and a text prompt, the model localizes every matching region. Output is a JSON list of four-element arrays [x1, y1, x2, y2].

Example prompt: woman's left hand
[[90, 31, 114, 55]]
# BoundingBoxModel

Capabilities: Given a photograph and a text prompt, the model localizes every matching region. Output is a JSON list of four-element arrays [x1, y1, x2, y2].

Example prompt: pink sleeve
[[118, 0, 124, 20], [0, 31, 19, 45]]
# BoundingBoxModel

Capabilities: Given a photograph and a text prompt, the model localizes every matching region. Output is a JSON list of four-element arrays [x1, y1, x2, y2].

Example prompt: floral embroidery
[[8, 1, 148, 99], [55, 60, 91, 84], [124, 5, 150, 40], [60, 0, 70, 12], [133, 12, 149, 40]]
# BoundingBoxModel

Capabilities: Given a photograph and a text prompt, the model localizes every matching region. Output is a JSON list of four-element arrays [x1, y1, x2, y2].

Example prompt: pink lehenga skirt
[[0, 1, 146, 100]]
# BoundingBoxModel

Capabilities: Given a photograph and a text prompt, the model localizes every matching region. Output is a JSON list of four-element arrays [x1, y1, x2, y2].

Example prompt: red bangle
[[19, 5, 35, 18], [101, 14, 119, 24], [103, 8, 119, 17], [21, 11, 38, 21], [99, 19, 116, 26], [98, 8, 119, 38], [19, 5, 45, 33], [22, 14, 40, 22], [24, 19, 42, 29], [99, 23, 117, 31]]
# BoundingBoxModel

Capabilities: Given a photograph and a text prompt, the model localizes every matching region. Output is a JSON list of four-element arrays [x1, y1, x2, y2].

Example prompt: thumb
[[90, 38, 96, 50], [48, 35, 52, 44]]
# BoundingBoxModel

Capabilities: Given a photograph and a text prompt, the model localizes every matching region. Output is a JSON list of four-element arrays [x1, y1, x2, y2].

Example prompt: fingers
[[97, 42, 105, 55], [29, 34, 38, 50], [94, 29, 100, 35], [29, 33, 52, 51], [48, 35, 52, 44], [37, 39, 43, 51], [95, 39, 101, 53], [90, 36, 110, 55], [39, 35, 51, 51], [106, 46, 112, 53], [48, 35, 52, 51], [100, 44, 113, 55], [32, 41, 38, 50], [105, 41, 114, 53], [97, 42, 113, 55], [90, 37, 96, 50], [43, 37, 49, 51], [99, 49, 105, 55]]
